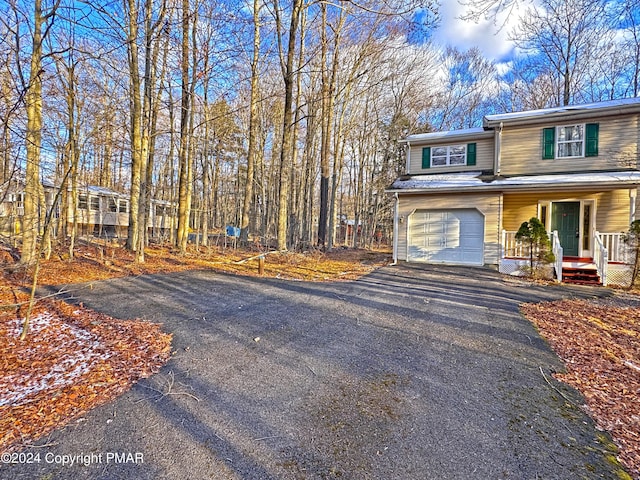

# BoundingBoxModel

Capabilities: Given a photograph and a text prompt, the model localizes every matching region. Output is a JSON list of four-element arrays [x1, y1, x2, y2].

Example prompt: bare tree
[[510, 0, 611, 106], [176, 0, 195, 253], [272, 0, 304, 251], [239, 0, 261, 246], [621, 0, 640, 97], [18, 0, 61, 264]]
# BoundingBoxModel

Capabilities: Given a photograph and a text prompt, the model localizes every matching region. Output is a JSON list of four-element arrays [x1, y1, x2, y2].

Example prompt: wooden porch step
[[562, 267, 601, 286]]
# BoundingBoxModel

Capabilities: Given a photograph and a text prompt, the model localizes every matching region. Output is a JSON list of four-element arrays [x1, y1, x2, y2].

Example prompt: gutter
[[494, 122, 503, 176]]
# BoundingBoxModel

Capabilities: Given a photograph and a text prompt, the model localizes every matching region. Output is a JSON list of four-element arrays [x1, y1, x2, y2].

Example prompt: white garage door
[[408, 209, 485, 265]]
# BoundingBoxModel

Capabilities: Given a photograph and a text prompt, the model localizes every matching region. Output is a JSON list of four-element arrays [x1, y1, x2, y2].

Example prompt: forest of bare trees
[[1, 0, 639, 264]]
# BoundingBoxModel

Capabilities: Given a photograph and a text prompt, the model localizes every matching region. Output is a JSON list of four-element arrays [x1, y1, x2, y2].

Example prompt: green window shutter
[[585, 123, 599, 157], [542, 127, 555, 159], [467, 143, 476, 166], [422, 147, 431, 169]]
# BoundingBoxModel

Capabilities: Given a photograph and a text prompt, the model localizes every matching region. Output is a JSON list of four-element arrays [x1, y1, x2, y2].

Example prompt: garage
[[408, 209, 485, 265]]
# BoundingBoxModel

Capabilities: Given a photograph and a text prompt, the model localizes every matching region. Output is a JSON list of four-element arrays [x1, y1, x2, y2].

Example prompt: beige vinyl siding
[[408, 137, 494, 174], [397, 192, 502, 264], [502, 193, 539, 230], [503, 190, 633, 232], [596, 189, 633, 232], [500, 114, 639, 176]]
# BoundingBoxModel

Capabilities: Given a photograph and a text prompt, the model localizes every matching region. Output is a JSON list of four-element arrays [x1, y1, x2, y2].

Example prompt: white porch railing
[[596, 232, 625, 263], [594, 231, 609, 286], [551, 230, 563, 283], [504, 231, 627, 262], [502, 231, 530, 258]]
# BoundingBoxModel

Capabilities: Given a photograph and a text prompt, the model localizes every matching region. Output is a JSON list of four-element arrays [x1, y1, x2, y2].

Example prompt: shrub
[[516, 217, 555, 278], [622, 220, 640, 289]]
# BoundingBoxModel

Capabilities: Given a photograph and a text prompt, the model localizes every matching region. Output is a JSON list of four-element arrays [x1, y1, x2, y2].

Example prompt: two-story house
[[387, 98, 640, 286]]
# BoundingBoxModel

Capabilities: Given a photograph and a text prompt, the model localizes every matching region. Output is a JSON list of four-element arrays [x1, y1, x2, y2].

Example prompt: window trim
[[89, 196, 100, 211], [542, 123, 598, 160], [78, 194, 88, 210], [431, 144, 468, 167], [107, 197, 118, 213], [422, 143, 476, 169], [555, 123, 585, 159]]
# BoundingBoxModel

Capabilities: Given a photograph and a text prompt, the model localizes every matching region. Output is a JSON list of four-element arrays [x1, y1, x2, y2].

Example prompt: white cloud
[[431, 1, 522, 62]]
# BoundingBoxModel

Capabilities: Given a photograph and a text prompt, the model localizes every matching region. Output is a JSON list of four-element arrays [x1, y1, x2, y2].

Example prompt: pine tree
[[516, 217, 555, 277]]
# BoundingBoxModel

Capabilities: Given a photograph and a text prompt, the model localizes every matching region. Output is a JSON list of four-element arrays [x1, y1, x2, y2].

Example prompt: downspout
[[494, 122, 503, 176], [392, 192, 399, 265], [406, 141, 411, 174], [631, 188, 637, 222]]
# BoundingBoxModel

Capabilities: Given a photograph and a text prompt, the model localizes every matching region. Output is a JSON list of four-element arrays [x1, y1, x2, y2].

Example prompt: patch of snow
[[484, 98, 640, 124], [403, 128, 490, 143], [0, 312, 113, 407], [389, 171, 640, 191]]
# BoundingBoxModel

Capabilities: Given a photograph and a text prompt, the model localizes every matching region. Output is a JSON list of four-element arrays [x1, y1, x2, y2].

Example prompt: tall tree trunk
[[21, 0, 47, 265], [125, 0, 143, 254], [240, 0, 261, 246], [1, 74, 13, 183], [176, 0, 192, 253], [325, 9, 345, 250], [274, 0, 304, 251], [317, 3, 330, 249]]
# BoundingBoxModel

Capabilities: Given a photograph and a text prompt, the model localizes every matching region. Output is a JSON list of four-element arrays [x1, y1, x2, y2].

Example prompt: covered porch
[[499, 230, 633, 286]]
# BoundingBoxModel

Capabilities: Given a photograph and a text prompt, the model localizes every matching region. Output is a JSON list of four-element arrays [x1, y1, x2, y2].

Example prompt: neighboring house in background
[[387, 98, 640, 286], [71, 185, 177, 241], [0, 182, 176, 242], [73, 185, 130, 239], [0, 177, 57, 237]]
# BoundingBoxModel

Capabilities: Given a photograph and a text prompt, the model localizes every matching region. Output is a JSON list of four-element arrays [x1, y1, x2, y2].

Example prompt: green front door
[[552, 202, 580, 256]]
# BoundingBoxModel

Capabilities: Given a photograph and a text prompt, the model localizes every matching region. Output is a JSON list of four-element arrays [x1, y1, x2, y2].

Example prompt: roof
[[387, 171, 640, 194], [83, 185, 123, 196], [400, 98, 640, 144], [401, 127, 491, 144], [483, 97, 640, 127]]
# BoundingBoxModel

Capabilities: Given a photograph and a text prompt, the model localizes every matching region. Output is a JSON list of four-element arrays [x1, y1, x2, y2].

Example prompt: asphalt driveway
[[1, 264, 624, 479]]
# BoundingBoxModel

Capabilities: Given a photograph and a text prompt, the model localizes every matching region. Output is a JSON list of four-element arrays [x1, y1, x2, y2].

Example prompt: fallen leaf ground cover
[[521, 298, 640, 479], [2, 243, 391, 286], [0, 288, 172, 454]]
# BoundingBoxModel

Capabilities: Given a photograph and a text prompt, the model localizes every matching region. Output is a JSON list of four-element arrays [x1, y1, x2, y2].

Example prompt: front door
[[552, 202, 580, 256]]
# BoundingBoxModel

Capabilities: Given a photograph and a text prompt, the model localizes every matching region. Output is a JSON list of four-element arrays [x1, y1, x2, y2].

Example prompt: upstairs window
[[90, 196, 100, 211], [543, 123, 599, 159], [118, 200, 128, 213], [557, 124, 584, 157], [78, 194, 88, 210], [107, 197, 118, 212], [422, 143, 476, 169]]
